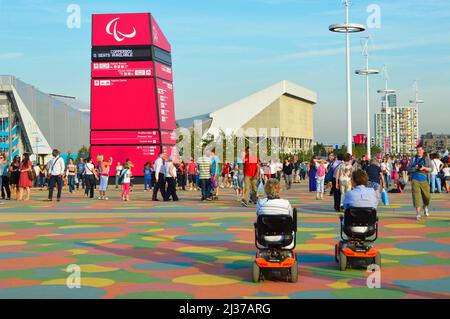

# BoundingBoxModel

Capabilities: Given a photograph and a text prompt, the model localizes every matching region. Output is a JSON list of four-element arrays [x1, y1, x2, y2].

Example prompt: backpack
[[119, 169, 128, 184], [317, 164, 326, 177]]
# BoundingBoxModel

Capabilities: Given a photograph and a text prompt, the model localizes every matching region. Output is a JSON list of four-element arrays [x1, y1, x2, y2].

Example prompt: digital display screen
[[91, 130, 160, 145], [91, 47, 152, 62], [91, 78, 158, 130], [91, 61, 153, 78], [153, 47, 172, 65], [91, 145, 160, 176], [156, 79, 176, 130], [92, 13, 151, 47]]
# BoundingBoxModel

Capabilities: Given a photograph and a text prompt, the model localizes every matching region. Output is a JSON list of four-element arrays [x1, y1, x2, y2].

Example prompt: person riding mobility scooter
[[253, 207, 298, 282], [335, 207, 381, 271]]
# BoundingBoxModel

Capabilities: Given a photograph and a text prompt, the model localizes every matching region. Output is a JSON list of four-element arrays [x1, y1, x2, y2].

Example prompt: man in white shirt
[[152, 153, 167, 201], [46, 149, 65, 202]]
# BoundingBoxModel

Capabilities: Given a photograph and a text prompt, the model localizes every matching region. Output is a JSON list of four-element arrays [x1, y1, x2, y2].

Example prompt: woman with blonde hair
[[256, 178, 293, 217], [96, 154, 113, 200]]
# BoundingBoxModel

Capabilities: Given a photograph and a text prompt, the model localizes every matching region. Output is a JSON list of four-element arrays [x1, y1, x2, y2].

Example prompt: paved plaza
[[0, 183, 449, 299]]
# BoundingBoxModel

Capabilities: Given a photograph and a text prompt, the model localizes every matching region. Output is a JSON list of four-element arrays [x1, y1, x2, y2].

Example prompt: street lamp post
[[377, 65, 396, 155], [329, 0, 365, 155], [355, 37, 379, 160], [409, 80, 424, 145]]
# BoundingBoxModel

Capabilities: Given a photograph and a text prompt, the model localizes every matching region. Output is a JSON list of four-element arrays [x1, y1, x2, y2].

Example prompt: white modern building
[[177, 80, 318, 154], [0, 75, 90, 163]]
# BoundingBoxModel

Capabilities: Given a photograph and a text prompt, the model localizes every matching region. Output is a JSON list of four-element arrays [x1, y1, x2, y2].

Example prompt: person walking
[[210, 149, 220, 199], [187, 158, 197, 191], [282, 158, 294, 190], [308, 156, 318, 192], [315, 158, 328, 200], [442, 163, 450, 193], [115, 161, 123, 190], [9, 155, 20, 200], [120, 161, 133, 201], [241, 147, 259, 207], [37, 164, 46, 190], [0, 154, 10, 202], [84, 157, 97, 199], [365, 158, 386, 199], [381, 157, 391, 190], [408, 146, 432, 221], [275, 159, 283, 181], [331, 154, 343, 212], [400, 156, 410, 183], [177, 160, 187, 191], [66, 158, 77, 194], [430, 153, 444, 194], [152, 153, 167, 201], [96, 155, 113, 200], [336, 153, 353, 209], [197, 151, 212, 202], [76, 158, 86, 190], [325, 152, 335, 195], [164, 156, 179, 201], [46, 149, 65, 202], [17, 153, 33, 201]]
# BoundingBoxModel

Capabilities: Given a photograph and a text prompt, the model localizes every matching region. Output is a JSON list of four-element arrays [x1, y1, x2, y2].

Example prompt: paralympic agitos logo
[[106, 17, 137, 42]]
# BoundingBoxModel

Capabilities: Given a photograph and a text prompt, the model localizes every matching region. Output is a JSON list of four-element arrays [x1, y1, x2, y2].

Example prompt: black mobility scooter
[[335, 207, 381, 271], [253, 208, 298, 282]]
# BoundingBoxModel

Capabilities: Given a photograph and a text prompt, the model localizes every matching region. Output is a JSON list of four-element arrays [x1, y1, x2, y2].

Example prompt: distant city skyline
[[0, 0, 449, 145]]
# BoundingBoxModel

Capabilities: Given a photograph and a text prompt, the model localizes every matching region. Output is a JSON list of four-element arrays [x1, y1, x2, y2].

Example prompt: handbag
[[381, 188, 390, 206], [27, 168, 36, 181]]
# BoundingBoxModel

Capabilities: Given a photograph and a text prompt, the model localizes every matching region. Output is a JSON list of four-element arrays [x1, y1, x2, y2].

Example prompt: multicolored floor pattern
[[0, 182, 449, 299]]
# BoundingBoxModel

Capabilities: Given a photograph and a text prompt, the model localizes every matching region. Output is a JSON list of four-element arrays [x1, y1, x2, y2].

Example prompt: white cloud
[[0, 52, 24, 60]]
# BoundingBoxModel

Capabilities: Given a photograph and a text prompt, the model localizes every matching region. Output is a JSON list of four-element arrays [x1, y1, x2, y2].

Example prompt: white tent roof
[[208, 80, 317, 135]]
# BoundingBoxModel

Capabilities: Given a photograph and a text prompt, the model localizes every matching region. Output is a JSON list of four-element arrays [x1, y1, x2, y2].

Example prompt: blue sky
[[0, 0, 449, 144]]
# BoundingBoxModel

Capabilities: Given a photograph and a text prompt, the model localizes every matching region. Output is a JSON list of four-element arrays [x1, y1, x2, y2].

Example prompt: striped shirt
[[197, 156, 211, 180]]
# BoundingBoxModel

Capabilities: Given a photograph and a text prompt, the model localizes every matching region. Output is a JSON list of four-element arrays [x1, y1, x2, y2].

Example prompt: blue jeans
[[430, 174, 442, 193], [200, 178, 211, 200], [68, 175, 75, 192], [144, 176, 152, 190], [38, 176, 45, 188], [384, 173, 391, 189]]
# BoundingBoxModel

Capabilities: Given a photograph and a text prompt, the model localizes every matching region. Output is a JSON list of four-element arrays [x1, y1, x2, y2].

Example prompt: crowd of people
[[1, 146, 448, 220]]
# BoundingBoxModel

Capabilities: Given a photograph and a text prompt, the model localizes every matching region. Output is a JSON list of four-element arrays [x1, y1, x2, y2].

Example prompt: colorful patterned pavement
[[0, 183, 449, 299]]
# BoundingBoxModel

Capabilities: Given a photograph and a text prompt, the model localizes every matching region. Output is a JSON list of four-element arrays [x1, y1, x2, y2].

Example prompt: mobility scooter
[[335, 207, 381, 271], [253, 208, 298, 282]]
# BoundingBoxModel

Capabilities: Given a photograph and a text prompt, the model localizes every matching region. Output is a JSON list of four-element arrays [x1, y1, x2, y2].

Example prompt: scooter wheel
[[374, 252, 381, 268], [289, 261, 298, 283], [334, 244, 339, 263], [339, 252, 347, 271], [252, 263, 261, 283]]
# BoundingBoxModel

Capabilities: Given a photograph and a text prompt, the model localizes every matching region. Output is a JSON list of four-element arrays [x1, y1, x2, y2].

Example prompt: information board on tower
[[91, 78, 158, 130]]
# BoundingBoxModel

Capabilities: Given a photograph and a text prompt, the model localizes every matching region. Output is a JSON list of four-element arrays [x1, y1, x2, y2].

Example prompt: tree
[[76, 145, 89, 164], [313, 143, 326, 156]]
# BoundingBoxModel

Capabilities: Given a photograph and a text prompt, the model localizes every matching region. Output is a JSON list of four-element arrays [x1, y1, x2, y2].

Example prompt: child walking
[[232, 165, 242, 201], [143, 162, 152, 192], [121, 162, 133, 201]]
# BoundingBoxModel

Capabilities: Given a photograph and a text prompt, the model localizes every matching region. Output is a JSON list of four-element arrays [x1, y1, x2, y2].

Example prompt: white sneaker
[[104, 197, 109, 200], [424, 210, 429, 217], [416, 214, 421, 221]]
